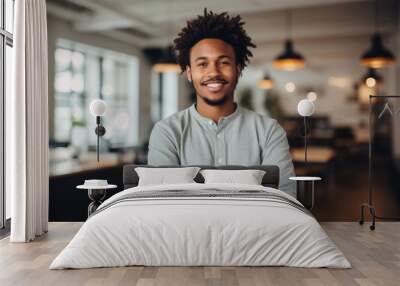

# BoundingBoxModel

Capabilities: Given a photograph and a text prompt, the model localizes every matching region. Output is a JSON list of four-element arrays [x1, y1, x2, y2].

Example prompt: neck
[[195, 97, 236, 123]]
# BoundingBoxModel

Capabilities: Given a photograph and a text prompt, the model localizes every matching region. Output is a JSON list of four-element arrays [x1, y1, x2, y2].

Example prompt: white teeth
[[207, 83, 223, 88], [204, 82, 225, 92], [206, 83, 224, 92]]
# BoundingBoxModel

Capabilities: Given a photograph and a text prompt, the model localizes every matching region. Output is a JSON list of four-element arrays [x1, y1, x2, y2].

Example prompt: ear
[[237, 64, 243, 77], [186, 65, 192, 82]]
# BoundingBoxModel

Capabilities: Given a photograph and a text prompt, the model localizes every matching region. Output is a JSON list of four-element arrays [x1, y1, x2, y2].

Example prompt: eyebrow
[[194, 55, 232, 62]]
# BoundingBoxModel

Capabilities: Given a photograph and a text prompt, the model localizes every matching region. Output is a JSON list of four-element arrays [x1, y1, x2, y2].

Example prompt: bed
[[50, 165, 350, 269]]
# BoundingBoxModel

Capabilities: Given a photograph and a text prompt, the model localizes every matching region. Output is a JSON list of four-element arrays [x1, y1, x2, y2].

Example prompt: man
[[148, 9, 296, 197]]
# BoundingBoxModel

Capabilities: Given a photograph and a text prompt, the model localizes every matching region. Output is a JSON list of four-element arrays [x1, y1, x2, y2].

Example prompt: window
[[1, 0, 15, 229], [53, 39, 140, 150], [151, 71, 179, 123]]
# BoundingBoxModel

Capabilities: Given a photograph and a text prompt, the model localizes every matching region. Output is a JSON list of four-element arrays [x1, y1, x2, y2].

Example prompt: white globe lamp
[[297, 99, 315, 117], [90, 99, 107, 117]]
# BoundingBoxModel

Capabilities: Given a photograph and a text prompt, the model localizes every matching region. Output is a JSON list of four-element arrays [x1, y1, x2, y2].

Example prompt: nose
[[207, 62, 221, 77]]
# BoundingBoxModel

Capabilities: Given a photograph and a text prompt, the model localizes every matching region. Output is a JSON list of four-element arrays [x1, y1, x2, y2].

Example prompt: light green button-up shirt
[[148, 104, 296, 197]]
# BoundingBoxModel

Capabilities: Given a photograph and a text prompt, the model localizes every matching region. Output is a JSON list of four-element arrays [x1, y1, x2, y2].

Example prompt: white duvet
[[50, 183, 351, 269]]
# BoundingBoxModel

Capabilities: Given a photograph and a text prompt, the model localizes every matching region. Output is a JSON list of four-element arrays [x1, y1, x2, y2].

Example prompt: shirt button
[[217, 134, 221, 138], [218, 159, 222, 163], [209, 121, 213, 125]]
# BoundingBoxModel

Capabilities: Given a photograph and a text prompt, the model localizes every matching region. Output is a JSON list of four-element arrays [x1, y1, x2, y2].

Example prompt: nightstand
[[77, 183, 117, 217], [289, 176, 322, 210]]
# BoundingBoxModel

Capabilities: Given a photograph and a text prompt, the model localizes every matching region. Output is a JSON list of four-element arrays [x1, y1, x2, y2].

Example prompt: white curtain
[[8, 0, 49, 242]]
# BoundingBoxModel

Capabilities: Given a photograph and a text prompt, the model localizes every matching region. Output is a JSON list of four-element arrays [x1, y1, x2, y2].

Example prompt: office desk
[[291, 147, 336, 164], [49, 151, 135, 221], [290, 147, 336, 188]]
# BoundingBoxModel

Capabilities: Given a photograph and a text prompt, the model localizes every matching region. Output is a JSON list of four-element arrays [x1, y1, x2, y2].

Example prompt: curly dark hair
[[173, 9, 256, 73]]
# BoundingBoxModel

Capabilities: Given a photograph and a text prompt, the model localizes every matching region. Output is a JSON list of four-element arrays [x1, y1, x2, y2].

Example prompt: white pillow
[[135, 167, 201, 186], [200, 169, 266, 185]]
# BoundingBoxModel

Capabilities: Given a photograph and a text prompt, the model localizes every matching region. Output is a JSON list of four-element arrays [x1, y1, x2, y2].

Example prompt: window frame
[[1, 0, 14, 230]]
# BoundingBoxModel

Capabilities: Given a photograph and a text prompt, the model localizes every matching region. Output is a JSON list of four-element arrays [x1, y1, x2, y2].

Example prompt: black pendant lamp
[[273, 40, 305, 71], [258, 73, 274, 90], [153, 46, 181, 73], [143, 46, 180, 73], [360, 0, 395, 68], [273, 10, 305, 71], [361, 34, 395, 68]]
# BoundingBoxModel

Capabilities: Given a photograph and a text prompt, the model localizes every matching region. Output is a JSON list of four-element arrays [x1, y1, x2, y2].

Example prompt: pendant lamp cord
[[286, 9, 292, 40], [374, 0, 378, 33]]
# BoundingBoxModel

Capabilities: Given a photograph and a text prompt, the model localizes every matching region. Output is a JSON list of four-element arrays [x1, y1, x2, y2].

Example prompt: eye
[[198, 62, 207, 68]]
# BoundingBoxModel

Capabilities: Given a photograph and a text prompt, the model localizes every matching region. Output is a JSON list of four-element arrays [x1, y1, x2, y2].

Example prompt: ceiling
[[46, 0, 398, 69]]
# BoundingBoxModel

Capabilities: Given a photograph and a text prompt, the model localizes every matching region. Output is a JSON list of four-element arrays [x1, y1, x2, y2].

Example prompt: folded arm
[[261, 120, 296, 197], [148, 122, 180, 165]]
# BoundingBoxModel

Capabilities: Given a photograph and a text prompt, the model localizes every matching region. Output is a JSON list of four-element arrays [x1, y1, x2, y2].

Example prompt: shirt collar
[[189, 103, 241, 127]]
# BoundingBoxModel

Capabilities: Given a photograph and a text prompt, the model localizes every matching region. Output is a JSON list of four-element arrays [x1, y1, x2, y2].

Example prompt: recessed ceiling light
[[307, 91, 317, 102], [285, 82, 296, 93]]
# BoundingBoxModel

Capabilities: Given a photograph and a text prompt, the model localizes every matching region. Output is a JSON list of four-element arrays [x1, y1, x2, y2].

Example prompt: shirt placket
[[215, 121, 226, 165], [207, 120, 219, 165], [206, 119, 226, 166], [216, 131, 226, 165]]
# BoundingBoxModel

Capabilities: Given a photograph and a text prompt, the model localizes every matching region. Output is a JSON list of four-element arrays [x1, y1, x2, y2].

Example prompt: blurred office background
[[7, 0, 400, 222]]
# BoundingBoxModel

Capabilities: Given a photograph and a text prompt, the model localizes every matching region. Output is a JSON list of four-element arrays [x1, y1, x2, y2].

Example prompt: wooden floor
[[0, 222, 399, 286]]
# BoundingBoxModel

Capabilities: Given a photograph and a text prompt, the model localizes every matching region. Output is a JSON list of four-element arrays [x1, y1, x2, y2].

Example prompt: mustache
[[201, 77, 228, 85]]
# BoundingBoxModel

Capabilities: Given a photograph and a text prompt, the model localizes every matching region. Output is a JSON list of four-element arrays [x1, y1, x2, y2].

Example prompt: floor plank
[[1, 222, 399, 286]]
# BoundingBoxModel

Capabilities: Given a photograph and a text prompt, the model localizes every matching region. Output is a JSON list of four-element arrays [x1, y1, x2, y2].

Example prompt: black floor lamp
[[89, 99, 107, 162], [297, 99, 315, 167], [290, 99, 322, 210]]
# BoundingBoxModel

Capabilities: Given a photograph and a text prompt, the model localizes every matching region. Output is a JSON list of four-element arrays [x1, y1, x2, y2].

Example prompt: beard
[[199, 92, 232, 106], [190, 76, 238, 107]]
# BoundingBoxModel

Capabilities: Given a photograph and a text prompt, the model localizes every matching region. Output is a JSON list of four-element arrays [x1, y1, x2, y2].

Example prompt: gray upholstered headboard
[[123, 165, 280, 189]]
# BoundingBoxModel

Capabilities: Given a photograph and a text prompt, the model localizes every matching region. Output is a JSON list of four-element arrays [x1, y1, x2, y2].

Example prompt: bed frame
[[123, 165, 280, 189]]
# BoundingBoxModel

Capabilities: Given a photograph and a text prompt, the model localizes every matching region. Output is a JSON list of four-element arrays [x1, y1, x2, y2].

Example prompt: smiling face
[[186, 39, 241, 106]]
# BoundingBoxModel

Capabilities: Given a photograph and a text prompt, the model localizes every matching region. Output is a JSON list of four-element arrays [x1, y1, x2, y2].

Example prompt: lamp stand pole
[[304, 116, 308, 169], [96, 116, 100, 162], [94, 117, 106, 162]]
